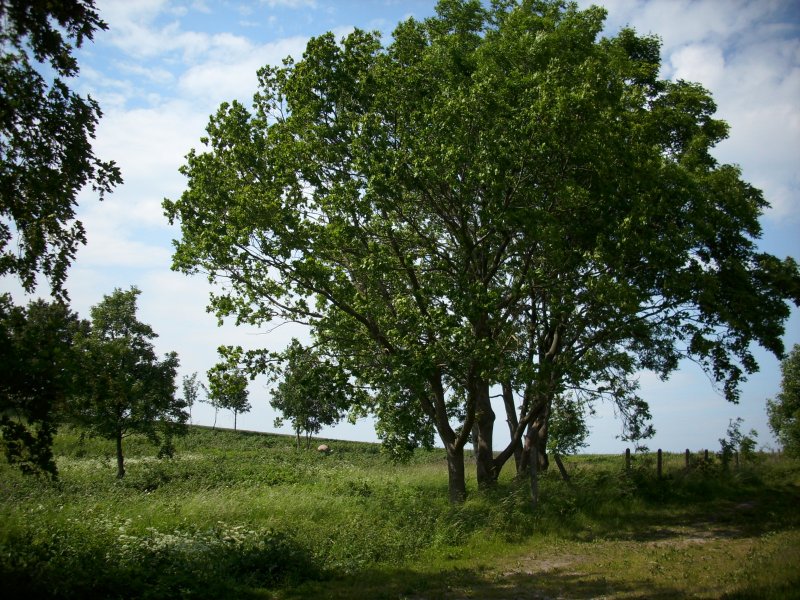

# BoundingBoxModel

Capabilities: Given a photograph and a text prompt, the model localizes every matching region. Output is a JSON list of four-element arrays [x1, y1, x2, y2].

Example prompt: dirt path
[[442, 517, 798, 599]]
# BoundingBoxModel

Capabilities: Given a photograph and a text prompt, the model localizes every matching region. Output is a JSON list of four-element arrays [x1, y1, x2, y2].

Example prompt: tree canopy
[[0, 294, 85, 476], [206, 361, 251, 431], [0, 0, 121, 298], [767, 344, 800, 457], [165, 0, 800, 502], [270, 339, 360, 449], [72, 287, 184, 478]]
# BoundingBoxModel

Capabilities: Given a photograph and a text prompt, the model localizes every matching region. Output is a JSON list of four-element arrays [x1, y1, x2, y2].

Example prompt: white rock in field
[[317, 444, 331, 454]]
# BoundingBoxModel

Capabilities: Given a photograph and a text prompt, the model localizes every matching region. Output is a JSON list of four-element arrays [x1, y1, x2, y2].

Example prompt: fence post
[[704, 449, 709, 462], [685, 449, 690, 470], [625, 447, 631, 471], [657, 449, 663, 479]]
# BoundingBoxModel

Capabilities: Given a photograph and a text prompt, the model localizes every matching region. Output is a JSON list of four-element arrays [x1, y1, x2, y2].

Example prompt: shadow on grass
[[274, 564, 695, 600]]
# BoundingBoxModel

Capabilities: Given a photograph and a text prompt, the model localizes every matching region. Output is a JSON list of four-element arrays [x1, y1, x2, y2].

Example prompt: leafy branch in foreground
[[0, 0, 121, 298]]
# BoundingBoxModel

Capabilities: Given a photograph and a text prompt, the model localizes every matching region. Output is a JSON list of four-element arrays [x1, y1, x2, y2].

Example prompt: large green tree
[[165, 0, 800, 502], [0, 0, 121, 298], [767, 344, 800, 457], [73, 287, 184, 479], [0, 294, 86, 476]]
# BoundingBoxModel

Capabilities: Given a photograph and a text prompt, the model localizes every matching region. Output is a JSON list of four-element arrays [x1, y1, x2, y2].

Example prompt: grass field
[[1, 425, 798, 599]]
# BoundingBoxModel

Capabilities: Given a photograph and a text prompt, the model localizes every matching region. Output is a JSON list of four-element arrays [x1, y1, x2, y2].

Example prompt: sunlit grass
[[1, 424, 798, 599]]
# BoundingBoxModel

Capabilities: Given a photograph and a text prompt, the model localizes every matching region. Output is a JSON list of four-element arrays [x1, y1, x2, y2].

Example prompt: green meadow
[[1, 425, 798, 599]]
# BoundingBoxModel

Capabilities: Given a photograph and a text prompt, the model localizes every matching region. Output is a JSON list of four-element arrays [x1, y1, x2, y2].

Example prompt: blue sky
[[3, 0, 798, 453]]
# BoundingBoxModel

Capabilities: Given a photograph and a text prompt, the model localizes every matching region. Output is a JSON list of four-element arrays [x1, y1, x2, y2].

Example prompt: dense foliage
[[0, 0, 121, 298], [165, 0, 800, 502], [0, 0, 119, 475], [0, 295, 85, 476], [767, 344, 800, 457]]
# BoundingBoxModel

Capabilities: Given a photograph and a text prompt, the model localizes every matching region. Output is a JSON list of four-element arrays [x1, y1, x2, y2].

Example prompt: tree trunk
[[524, 394, 550, 472], [529, 441, 539, 508], [234, 410, 237, 431], [446, 444, 467, 503], [473, 377, 496, 488], [427, 370, 469, 503], [502, 381, 523, 475], [115, 433, 125, 479], [553, 453, 570, 483]]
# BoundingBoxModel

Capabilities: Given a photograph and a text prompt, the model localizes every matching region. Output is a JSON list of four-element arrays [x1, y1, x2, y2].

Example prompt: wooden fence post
[[704, 449, 709, 462], [657, 449, 663, 479], [685, 449, 690, 470], [625, 447, 631, 471]]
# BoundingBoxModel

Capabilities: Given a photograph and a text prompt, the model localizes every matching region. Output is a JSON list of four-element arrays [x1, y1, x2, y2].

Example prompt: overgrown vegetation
[[1, 425, 798, 599]]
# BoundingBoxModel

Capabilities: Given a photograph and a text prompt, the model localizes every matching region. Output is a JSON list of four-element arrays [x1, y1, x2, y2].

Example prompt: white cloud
[[75, 226, 173, 269], [86, 100, 206, 222], [669, 44, 725, 89], [178, 35, 308, 105], [258, 0, 317, 8], [588, 0, 800, 224]]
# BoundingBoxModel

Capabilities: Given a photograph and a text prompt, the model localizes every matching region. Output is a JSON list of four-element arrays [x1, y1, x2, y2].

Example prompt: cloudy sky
[[4, 0, 798, 453]]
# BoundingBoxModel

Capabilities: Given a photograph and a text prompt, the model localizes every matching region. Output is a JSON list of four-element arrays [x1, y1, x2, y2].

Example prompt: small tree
[[720, 417, 758, 465], [270, 340, 355, 449], [767, 344, 800, 457], [547, 394, 591, 457], [206, 362, 250, 431], [73, 287, 185, 478], [0, 294, 86, 476], [182, 372, 200, 424]]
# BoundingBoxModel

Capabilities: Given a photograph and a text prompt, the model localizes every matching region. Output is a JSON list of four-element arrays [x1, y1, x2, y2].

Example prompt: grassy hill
[[1, 424, 798, 599]]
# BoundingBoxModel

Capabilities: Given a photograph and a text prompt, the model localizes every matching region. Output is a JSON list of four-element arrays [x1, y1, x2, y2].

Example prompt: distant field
[[1, 425, 798, 599]]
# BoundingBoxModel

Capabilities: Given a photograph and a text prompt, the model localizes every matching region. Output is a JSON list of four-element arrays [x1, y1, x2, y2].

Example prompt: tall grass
[[1, 425, 798, 598]]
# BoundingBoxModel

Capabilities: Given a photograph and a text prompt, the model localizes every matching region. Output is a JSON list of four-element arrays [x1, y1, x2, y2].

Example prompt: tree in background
[[269, 340, 359, 450], [0, 295, 86, 476], [0, 0, 121, 299], [719, 417, 758, 465], [767, 344, 800, 457], [182, 372, 201, 424], [546, 394, 591, 459], [72, 287, 185, 478], [206, 361, 250, 431], [165, 0, 800, 502]]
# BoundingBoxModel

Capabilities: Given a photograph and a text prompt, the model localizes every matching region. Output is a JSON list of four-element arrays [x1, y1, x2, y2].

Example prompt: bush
[[0, 519, 316, 599]]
